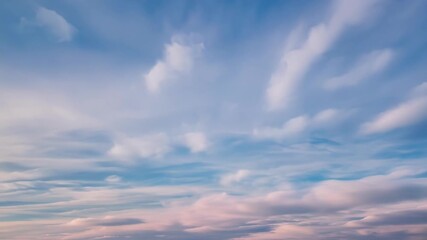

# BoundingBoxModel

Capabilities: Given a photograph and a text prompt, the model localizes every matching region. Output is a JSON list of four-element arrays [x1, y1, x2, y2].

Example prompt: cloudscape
[[1, 0, 427, 239]]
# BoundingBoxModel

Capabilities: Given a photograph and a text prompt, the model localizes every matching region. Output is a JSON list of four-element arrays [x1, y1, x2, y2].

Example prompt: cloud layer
[[1, 0, 427, 239]]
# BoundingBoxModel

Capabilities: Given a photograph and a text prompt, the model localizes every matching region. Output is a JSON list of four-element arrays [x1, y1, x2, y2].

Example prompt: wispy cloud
[[325, 49, 394, 90], [220, 169, 251, 186], [265, 0, 382, 110], [105, 175, 122, 183], [361, 83, 427, 134], [253, 108, 350, 140], [68, 216, 144, 227], [35, 7, 76, 42], [2, 0, 427, 239], [253, 115, 309, 139]]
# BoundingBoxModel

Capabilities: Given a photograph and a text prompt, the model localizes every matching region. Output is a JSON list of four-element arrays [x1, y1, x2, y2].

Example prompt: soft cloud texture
[[105, 175, 122, 183], [266, 0, 381, 110], [0, 89, 95, 132], [253, 108, 348, 140], [183, 132, 209, 153], [325, 49, 394, 89], [361, 83, 427, 134], [144, 37, 203, 92], [2, 0, 427, 239], [348, 209, 427, 227], [35, 7, 76, 42], [68, 216, 143, 227], [253, 115, 309, 139], [236, 224, 314, 240], [220, 169, 251, 186], [108, 133, 171, 161]]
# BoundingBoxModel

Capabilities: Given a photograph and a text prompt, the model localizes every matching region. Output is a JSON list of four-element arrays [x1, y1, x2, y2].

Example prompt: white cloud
[[282, 115, 309, 135], [220, 169, 251, 186], [253, 115, 309, 140], [105, 175, 122, 183], [0, 169, 48, 182], [312, 108, 339, 125], [108, 133, 171, 161], [35, 7, 76, 42], [254, 108, 348, 140], [144, 37, 203, 92], [183, 132, 209, 153], [266, 0, 381, 110], [360, 84, 427, 134], [325, 49, 394, 90]]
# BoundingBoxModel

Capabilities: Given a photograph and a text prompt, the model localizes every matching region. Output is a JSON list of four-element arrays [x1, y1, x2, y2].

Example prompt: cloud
[[265, 0, 381, 110], [348, 209, 427, 227], [220, 169, 251, 186], [253, 115, 309, 140], [1, 171, 427, 240], [183, 132, 209, 153], [144, 36, 204, 92], [2, 1, 427, 240], [108, 133, 171, 161], [235, 224, 314, 240], [253, 108, 349, 140], [312, 108, 341, 125], [412, 82, 427, 96], [177, 192, 257, 229], [68, 216, 143, 227], [0, 90, 95, 133], [109, 131, 210, 162], [105, 175, 122, 183], [305, 174, 427, 210], [325, 49, 394, 90], [177, 170, 427, 234], [0, 90, 100, 170], [0, 169, 48, 182], [360, 83, 427, 134], [35, 7, 76, 42]]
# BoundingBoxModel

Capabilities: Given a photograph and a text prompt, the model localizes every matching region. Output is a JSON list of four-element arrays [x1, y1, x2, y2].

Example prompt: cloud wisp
[[265, 0, 382, 110], [2, 0, 427, 239], [34, 7, 76, 42], [361, 82, 427, 135], [325, 49, 395, 90]]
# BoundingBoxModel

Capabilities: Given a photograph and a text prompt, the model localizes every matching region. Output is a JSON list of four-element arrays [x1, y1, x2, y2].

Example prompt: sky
[[1, 0, 427, 239]]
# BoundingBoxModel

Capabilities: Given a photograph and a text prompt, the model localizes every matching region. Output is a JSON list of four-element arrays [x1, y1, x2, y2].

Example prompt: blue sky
[[1, 0, 427, 239]]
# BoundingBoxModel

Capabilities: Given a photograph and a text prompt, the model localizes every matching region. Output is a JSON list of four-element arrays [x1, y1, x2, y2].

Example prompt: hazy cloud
[[266, 0, 381, 110], [325, 49, 394, 90], [35, 7, 76, 42], [183, 132, 209, 153]]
